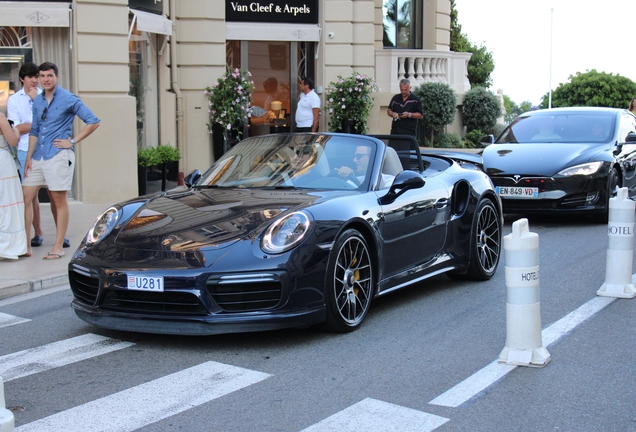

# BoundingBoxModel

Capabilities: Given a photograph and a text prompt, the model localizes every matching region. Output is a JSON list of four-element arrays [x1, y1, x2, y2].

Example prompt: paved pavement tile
[[0, 201, 109, 300]]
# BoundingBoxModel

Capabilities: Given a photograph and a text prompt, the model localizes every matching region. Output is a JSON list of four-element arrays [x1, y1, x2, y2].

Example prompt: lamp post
[[549, 7, 553, 109]]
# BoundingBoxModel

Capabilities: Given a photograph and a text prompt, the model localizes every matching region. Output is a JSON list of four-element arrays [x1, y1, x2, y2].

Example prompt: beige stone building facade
[[0, 0, 470, 204]]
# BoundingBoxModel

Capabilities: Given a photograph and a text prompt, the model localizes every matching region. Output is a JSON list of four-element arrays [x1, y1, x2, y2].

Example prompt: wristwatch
[[408, 112, 412, 118], [70, 138, 76, 145]]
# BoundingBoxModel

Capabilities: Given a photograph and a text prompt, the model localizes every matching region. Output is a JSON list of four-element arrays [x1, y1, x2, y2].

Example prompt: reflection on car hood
[[483, 143, 608, 176], [114, 188, 322, 252]]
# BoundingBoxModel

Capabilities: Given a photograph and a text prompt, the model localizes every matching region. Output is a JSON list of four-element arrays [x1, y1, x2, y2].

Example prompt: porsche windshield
[[195, 134, 379, 190], [496, 113, 617, 144]]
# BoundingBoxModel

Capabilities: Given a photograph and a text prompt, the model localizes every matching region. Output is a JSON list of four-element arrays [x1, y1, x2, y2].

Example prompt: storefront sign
[[226, 0, 318, 24], [129, 0, 163, 15], [0, 1, 70, 27]]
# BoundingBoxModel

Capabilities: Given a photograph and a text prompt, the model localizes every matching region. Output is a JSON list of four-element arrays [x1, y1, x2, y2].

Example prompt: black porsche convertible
[[69, 133, 502, 335]]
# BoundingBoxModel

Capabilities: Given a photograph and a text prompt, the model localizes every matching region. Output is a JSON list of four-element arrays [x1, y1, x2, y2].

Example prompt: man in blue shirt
[[22, 62, 100, 260]]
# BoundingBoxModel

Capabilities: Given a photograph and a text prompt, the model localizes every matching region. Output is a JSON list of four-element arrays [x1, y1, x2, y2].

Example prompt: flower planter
[[138, 161, 179, 196], [137, 145, 181, 196], [324, 72, 379, 135], [211, 123, 241, 159], [341, 119, 362, 134]]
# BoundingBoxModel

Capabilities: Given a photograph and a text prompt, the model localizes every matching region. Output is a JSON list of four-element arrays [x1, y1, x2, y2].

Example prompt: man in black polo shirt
[[387, 79, 423, 137]]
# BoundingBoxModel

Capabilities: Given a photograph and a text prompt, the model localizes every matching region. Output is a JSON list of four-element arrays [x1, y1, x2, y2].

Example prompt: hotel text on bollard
[[0, 376, 14, 432], [597, 187, 636, 299], [498, 218, 550, 368]]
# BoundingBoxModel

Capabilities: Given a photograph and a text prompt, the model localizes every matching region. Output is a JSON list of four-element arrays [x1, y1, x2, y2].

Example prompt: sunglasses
[[41, 107, 48, 121], [354, 152, 369, 160]]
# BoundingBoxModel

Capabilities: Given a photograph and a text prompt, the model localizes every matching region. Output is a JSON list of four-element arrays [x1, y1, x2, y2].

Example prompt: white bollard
[[498, 218, 550, 367], [597, 187, 636, 299], [0, 377, 14, 432]]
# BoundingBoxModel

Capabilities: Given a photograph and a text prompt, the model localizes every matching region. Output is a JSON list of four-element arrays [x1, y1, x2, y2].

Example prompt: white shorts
[[22, 149, 75, 191]]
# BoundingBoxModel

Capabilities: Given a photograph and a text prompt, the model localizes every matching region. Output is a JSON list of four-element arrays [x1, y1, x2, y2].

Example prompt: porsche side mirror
[[626, 132, 636, 143], [613, 143, 623, 156], [184, 169, 201, 187], [378, 171, 425, 205]]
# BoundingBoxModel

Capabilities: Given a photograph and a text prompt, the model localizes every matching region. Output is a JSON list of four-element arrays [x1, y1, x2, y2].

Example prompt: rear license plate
[[127, 275, 164, 292], [496, 186, 539, 198]]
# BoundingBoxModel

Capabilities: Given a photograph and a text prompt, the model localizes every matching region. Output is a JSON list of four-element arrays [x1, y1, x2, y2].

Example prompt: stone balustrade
[[375, 49, 472, 97]]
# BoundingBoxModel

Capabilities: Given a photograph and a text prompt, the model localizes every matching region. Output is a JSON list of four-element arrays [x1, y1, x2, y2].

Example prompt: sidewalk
[[0, 201, 109, 300]]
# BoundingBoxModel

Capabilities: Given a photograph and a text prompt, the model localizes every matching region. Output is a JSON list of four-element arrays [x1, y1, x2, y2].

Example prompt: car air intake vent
[[69, 264, 100, 305], [101, 290, 207, 315], [561, 194, 588, 207], [206, 272, 284, 312]]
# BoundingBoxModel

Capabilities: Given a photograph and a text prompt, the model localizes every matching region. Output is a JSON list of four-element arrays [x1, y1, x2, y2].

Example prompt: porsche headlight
[[558, 161, 603, 176], [86, 206, 122, 245], [261, 211, 312, 254]]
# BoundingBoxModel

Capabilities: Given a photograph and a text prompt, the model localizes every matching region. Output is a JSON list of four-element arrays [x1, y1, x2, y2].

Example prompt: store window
[[382, 0, 423, 49], [128, 14, 163, 150], [0, 27, 32, 115], [129, 18, 148, 149], [225, 40, 314, 137]]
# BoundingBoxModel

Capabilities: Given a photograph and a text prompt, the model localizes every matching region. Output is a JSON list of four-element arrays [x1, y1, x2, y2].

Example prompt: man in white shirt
[[295, 77, 320, 132], [7, 62, 45, 248]]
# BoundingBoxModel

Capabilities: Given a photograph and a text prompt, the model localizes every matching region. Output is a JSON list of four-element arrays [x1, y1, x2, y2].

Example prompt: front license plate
[[127, 275, 164, 292], [496, 186, 539, 198]]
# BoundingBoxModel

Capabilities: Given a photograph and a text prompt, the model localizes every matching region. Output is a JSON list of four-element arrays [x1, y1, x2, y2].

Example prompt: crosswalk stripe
[[301, 398, 449, 432], [0, 333, 135, 382], [16, 361, 271, 432], [0, 312, 30, 329]]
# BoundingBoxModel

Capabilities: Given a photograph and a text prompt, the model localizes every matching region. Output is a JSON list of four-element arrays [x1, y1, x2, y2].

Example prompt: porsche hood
[[112, 189, 320, 251]]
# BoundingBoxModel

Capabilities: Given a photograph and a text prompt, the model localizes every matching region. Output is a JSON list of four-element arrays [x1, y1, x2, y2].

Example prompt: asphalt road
[[1, 215, 635, 431]]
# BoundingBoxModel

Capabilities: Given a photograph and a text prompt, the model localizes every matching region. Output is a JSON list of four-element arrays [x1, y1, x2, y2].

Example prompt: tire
[[594, 167, 620, 223], [323, 229, 374, 332], [449, 199, 501, 281]]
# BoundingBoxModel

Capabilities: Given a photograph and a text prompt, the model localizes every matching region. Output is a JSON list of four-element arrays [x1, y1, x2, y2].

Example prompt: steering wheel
[[327, 169, 361, 187]]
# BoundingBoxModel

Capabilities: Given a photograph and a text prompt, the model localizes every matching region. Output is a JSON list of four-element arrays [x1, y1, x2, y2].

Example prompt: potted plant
[[204, 68, 254, 157], [324, 72, 379, 134], [138, 144, 182, 195]]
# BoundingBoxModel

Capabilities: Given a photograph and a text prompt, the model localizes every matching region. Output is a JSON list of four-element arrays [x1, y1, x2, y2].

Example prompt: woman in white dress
[[0, 112, 27, 260]]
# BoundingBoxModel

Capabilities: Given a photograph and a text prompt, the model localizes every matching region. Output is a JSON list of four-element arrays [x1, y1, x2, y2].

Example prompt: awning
[[129, 8, 172, 36], [0, 1, 71, 27], [226, 22, 320, 42]]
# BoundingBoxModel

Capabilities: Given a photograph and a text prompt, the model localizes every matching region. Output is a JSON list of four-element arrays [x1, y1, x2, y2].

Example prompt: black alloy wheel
[[449, 199, 501, 280], [324, 229, 374, 332]]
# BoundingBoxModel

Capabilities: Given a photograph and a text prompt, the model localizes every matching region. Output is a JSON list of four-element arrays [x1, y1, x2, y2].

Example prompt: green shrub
[[138, 144, 181, 167], [464, 129, 486, 147], [462, 87, 501, 133], [412, 82, 457, 145], [463, 139, 475, 148], [491, 123, 505, 137], [434, 132, 463, 148]]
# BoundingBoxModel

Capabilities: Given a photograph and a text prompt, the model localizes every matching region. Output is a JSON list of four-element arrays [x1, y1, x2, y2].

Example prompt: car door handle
[[435, 198, 448, 209]]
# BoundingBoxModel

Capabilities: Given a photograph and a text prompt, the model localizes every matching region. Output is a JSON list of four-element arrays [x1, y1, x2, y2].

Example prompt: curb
[[0, 274, 69, 301]]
